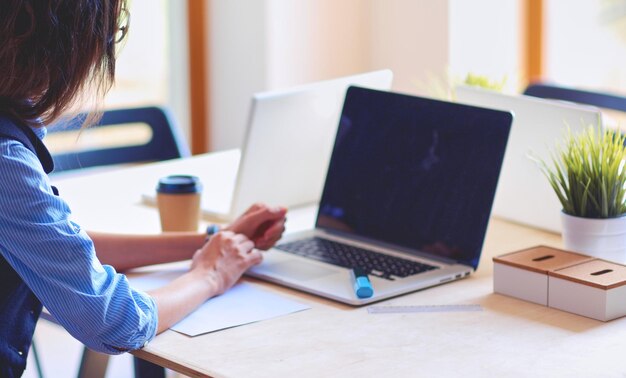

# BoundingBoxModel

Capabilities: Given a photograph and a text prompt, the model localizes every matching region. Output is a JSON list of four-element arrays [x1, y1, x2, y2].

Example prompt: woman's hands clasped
[[190, 204, 287, 295], [224, 203, 287, 250]]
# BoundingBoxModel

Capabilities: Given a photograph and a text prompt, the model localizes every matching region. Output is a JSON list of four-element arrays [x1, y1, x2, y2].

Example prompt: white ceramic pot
[[561, 212, 626, 264]]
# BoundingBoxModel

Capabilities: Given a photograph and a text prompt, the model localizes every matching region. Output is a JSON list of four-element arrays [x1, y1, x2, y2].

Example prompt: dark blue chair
[[524, 82, 626, 113], [49, 106, 190, 173]]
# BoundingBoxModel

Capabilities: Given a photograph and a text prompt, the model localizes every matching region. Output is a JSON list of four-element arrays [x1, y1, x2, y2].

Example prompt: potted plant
[[535, 126, 626, 263]]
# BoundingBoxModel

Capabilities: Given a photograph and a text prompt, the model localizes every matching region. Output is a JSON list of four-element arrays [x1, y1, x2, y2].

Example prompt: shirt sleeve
[[0, 139, 158, 354]]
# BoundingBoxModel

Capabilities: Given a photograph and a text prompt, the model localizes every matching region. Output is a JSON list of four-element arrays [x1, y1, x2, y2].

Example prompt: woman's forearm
[[89, 231, 206, 271], [146, 231, 261, 334], [148, 269, 217, 334]]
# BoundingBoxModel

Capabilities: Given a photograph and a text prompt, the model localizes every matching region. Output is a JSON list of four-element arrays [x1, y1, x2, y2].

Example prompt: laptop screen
[[316, 86, 512, 269]]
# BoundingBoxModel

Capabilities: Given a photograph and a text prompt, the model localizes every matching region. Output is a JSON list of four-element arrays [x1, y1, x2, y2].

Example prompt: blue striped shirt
[[0, 126, 157, 354]]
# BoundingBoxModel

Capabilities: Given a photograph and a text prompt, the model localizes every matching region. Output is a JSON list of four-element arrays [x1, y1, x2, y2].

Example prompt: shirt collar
[[33, 126, 47, 141]]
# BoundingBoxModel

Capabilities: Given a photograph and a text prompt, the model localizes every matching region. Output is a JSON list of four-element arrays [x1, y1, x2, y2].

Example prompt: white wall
[[208, 0, 522, 151], [369, 0, 450, 96], [449, 0, 522, 93], [545, 0, 626, 92], [209, 0, 270, 150], [265, 0, 370, 90], [209, 0, 372, 150], [168, 1, 191, 141]]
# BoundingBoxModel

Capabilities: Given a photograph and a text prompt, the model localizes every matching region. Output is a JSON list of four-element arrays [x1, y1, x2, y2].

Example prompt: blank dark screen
[[316, 87, 512, 269]]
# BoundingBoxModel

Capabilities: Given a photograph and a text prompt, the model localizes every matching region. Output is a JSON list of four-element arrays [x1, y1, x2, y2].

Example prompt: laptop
[[142, 70, 393, 221], [247, 86, 513, 305], [455, 85, 603, 233]]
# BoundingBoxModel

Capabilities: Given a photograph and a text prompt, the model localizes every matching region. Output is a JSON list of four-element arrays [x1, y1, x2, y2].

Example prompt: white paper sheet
[[130, 270, 310, 337]]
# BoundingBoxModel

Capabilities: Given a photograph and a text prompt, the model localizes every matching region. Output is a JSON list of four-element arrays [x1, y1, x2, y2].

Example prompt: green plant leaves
[[463, 73, 507, 92], [534, 126, 626, 218]]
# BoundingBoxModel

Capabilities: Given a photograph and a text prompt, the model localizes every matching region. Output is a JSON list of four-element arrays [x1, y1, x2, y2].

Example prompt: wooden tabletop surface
[[52, 151, 626, 378]]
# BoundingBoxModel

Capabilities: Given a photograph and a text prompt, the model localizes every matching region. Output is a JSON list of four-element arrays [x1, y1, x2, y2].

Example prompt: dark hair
[[0, 0, 129, 126]]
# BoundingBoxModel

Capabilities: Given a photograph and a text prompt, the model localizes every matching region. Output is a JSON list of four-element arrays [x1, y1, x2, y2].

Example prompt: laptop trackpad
[[266, 261, 337, 281]]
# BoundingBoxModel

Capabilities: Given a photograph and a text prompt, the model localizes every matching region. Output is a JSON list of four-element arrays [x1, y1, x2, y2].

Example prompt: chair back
[[524, 83, 626, 113], [48, 106, 190, 173]]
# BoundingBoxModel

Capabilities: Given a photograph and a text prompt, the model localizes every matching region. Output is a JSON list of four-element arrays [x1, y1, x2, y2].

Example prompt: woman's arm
[[90, 203, 287, 272], [148, 231, 261, 333], [89, 231, 206, 272]]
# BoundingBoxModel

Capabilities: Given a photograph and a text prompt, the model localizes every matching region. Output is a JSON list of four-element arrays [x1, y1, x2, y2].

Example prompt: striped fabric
[[0, 127, 157, 354]]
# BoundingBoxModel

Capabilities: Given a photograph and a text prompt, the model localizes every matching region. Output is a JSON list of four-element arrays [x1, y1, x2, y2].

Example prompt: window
[[544, 0, 626, 94]]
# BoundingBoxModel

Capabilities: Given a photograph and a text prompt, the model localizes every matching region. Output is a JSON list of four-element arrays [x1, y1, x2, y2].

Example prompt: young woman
[[0, 1, 286, 376]]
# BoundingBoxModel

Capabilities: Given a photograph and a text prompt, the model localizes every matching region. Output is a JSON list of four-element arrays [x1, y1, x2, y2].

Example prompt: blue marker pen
[[351, 267, 374, 298]]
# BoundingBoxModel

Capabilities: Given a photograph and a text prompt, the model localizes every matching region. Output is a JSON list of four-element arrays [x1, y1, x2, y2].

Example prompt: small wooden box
[[548, 260, 626, 321], [493, 246, 592, 305]]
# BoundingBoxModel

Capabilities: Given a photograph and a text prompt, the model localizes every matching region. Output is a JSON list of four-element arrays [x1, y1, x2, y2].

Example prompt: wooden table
[[52, 151, 626, 378]]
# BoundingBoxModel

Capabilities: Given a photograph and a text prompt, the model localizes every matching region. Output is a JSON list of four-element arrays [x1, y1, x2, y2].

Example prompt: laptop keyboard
[[275, 237, 438, 280]]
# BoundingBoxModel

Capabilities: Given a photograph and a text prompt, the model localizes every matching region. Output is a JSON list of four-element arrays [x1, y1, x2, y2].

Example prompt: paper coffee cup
[[156, 175, 202, 232]]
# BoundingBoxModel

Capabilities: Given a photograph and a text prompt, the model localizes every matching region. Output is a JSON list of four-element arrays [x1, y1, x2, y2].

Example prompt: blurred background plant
[[418, 70, 511, 101], [463, 73, 507, 92]]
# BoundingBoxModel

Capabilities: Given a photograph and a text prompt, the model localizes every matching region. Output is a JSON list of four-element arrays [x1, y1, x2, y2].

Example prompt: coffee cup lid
[[157, 175, 202, 194]]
